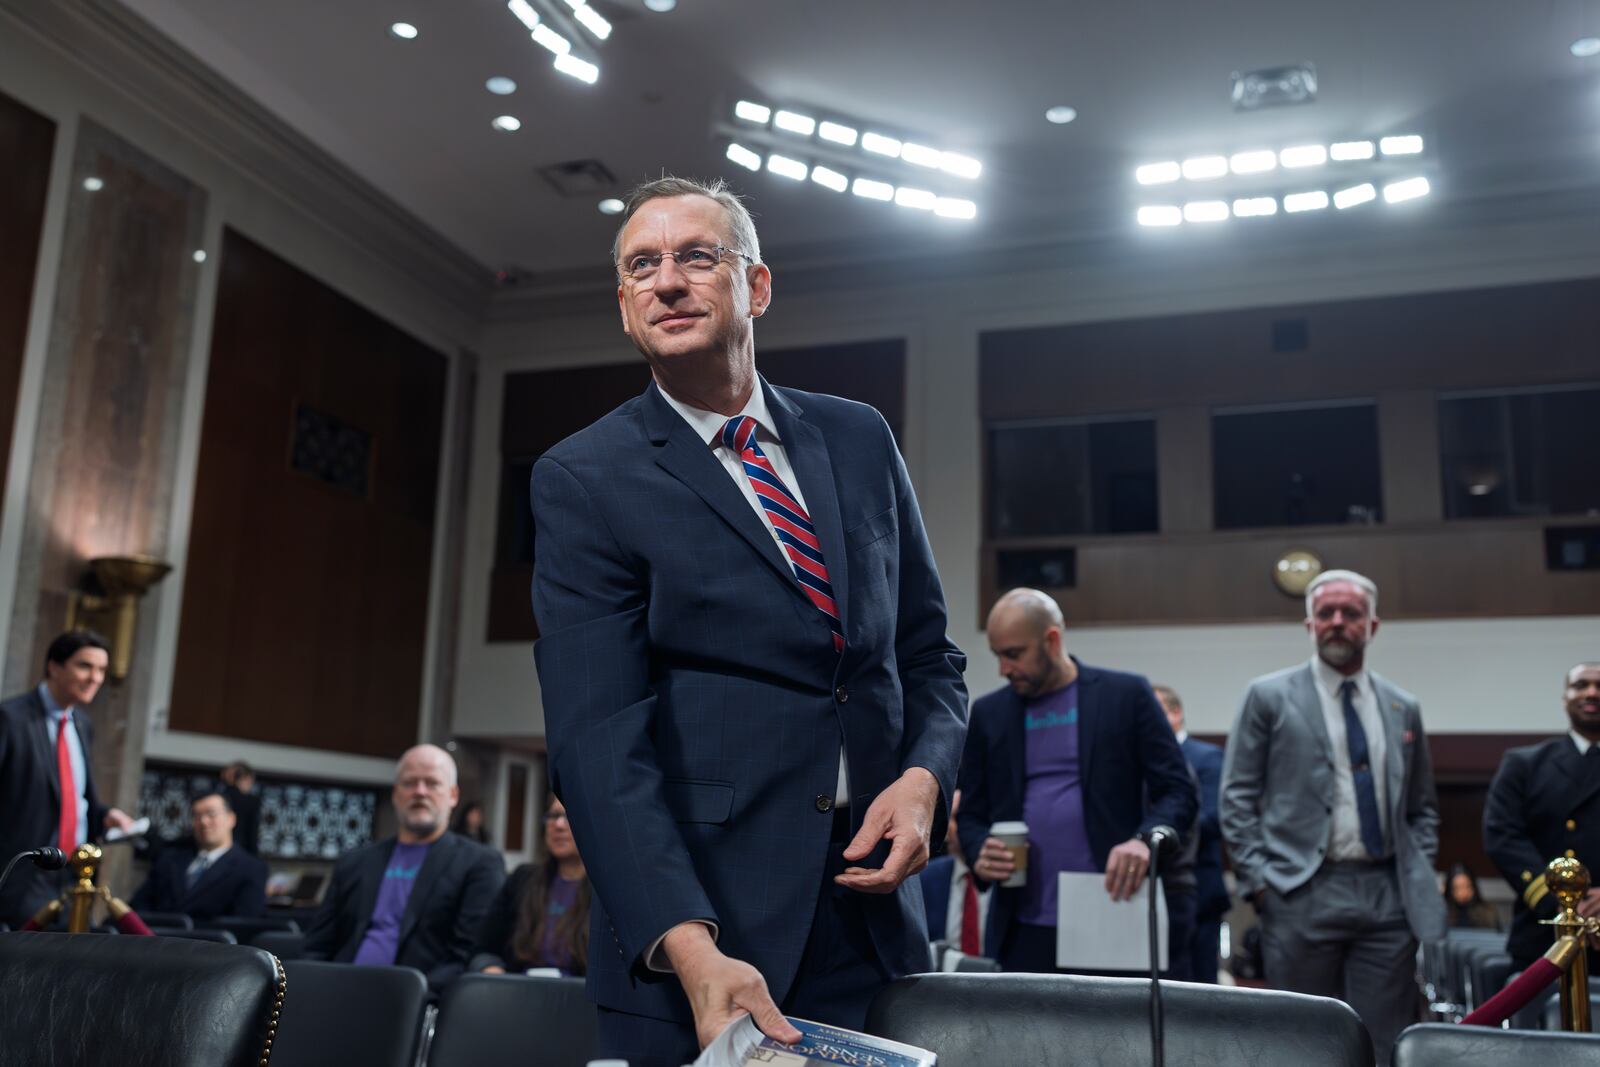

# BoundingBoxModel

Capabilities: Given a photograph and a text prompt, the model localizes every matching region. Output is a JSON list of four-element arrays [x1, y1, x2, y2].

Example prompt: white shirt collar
[[1312, 655, 1368, 698], [1174, 729, 1189, 745], [658, 381, 778, 449], [196, 844, 232, 864], [1573, 730, 1595, 756]]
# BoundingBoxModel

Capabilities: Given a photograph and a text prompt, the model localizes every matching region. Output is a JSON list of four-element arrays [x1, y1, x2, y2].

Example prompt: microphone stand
[[1143, 830, 1169, 1067]]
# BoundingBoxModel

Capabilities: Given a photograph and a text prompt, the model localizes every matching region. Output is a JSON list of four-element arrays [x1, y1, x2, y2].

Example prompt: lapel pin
[[1402, 729, 1415, 743]]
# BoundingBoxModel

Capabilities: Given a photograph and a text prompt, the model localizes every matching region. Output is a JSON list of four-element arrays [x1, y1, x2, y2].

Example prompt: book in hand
[[693, 1015, 935, 1067]]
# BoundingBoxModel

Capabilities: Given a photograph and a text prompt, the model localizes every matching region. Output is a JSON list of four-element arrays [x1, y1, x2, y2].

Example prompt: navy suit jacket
[[1180, 736, 1229, 918], [956, 662, 1197, 939], [0, 689, 110, 924], [532, 379, 968, 1024], [131, 844, 269, 921]]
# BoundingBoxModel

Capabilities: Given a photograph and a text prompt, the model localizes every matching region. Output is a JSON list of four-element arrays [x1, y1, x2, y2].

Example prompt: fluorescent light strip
[[1383, 176, 1430, 202], [934, 197, 977, 219], [571, 3, 611, 38], [552, 53, 598, 83], [1333, 182, 1376, 209], [1379, 135, 1424, 156], [1229, 150, 1277, 175], [532, 23, 570, 54], [766, 154, 808, 180], [1183, 200, 1229, 223], [774, 110, 816, 136], [901, 142, 942, 168], [734, 101, 771, 124], [1137, 206, 1182, 227], [852, 178, 895, 201], [862, 132, 902, 158], [819, 121, 858, 146], [1181, 155, 1228, 181], [726, 143, 761, 171], [1330, 140, 1374, 161], [894, 187, 937, 210], [1283, 190, 1330, 212], [1136, 161, 1181, 185], [507, 0, 541, 31], [1232, 196, 1278, 217], [811, 166, 848, 192], [940, 152, 981, 180], [1280, 144, 1328, 168]]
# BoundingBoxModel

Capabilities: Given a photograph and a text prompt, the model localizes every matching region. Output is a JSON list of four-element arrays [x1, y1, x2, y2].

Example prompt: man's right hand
[[972, 837, 1016, 885], [663, 922, 803, 1050]]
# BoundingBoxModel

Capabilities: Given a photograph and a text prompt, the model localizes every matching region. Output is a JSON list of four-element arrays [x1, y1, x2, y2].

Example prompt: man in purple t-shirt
[[955, 589, 1196, 974]]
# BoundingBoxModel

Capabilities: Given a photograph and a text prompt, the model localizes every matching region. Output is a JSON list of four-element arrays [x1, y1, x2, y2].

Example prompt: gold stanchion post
[[1543, 856, 1593, 1033], [64, 844, 103, 934]]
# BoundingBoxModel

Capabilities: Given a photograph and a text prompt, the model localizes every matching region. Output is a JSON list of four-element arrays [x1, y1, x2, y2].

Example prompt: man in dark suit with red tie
[[532, 176, 968, 1067], [919, 789, 993, 958], [0, 631, 135, 926]]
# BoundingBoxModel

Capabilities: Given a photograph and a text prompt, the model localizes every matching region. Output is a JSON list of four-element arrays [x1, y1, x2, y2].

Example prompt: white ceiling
[[119, 0, 1600, 276]]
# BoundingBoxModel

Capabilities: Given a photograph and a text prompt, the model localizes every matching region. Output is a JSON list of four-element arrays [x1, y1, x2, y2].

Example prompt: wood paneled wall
[[170, 231, 447, 758], [980, 278, 1600, 624], [0, 90, 55, 508], [488, 339, 906, 642]]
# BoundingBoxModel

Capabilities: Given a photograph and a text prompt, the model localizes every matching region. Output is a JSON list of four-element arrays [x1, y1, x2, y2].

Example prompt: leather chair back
[[1394, 1022, 1600, 1066], [0, 930, 283, 1067], [867, 972, 1374, 1067], [271, 960, 428, 1067], [429, 974, 597, 1067]]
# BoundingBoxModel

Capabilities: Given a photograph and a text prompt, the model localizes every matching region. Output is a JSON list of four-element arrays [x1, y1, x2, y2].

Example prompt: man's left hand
[[104, 808, 135, 832], [1103, 838, 1150, 902], [834, 767, 940, 894]]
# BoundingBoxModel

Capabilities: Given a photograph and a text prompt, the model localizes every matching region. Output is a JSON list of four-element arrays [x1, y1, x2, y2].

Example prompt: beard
[[401, 806, 441, 837], [1318, 638, 1358, 667]]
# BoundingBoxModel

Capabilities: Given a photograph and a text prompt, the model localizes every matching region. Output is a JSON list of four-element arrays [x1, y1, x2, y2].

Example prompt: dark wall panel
[[0, 90, 55, 504], [170, 230, 447, 758]]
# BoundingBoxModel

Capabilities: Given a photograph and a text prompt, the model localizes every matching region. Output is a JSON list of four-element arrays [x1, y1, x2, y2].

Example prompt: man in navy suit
[[132, 790, 268, 921], [1154, 684, 1229, 982], [957, 589, 1196, 973], [531, 177, 968, 1066]]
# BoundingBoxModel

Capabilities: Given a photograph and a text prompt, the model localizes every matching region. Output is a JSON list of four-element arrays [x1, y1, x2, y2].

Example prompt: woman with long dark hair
[[1442, 862, 1501, 930], [452, 801, 492, 845], [470, 796, 589, 975]]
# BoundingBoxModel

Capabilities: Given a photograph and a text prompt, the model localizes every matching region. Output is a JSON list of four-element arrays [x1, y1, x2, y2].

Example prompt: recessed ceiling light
[[571, 4, 612, 40], [82, 176, 105, 191], [818, 122, 858, 146], [1333, 182, 1376, 209], [773, 110, 816, 136], [1181, 155, 1228, 181], [1382, 176, 1430, 203], [852, 178, 895, 201], [389, 22, 419, 40], [725, 143, 762, 171], [1283, 190, 1330, 212], [486, 77, 517, 95], [811, 166, 849, 193], [507, 0, 540, 31], [1045, 105, 1077, 125], [1183, 200, 1230, 223], [900, 143, 943, 168], [893, 187, 937, 210], [1572, 37, 1600, 58], [553, 53, 599, 84], [532, 24, 571, 54], [766, 154, 808, 181], [192, 249, 208, 263], [935, 197, 977, 220], [598, 198, 624, 215], [1280, 144, 1328, 168], [1378, 135, 1423, 156], [734, 101, 772, 124], [1229, 150, 1277, 175], [1135, 161, 1180, 185], [1232, 197, 1278, 218], [861, 132, 903, 158], [1330, 140, 1375, 161], [940, 152, 982, 180], [1137, 206, 1183, 227], [491, 115, 522, 132], [643, 0, 677, 10]]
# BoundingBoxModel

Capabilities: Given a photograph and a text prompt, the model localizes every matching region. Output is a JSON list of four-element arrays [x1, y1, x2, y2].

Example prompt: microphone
[[1140, 825, 1178, 858], [0, 847, 70, 902]]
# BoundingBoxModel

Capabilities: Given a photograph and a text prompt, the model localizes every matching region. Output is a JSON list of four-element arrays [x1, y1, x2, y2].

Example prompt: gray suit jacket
[[1220, 662, 1445, 941]]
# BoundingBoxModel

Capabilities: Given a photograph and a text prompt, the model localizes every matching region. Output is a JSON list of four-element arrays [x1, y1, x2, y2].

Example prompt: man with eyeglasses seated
[[301, 744, 505, 993], [531, 176, 968, 1067]]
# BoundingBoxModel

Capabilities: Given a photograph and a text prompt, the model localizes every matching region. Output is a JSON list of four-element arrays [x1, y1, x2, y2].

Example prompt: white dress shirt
[[187, 844, 232, 883], [943, 856, 991, 956], [1572, 730, 1593, 756], [38, 683, 89, 847], [1311, 657, 1390, 861]]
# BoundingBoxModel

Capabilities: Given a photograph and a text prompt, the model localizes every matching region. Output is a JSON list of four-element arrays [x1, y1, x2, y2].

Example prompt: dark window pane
[[996, 548, 1077, 589], [987, 418, 1158, 537], [1439, 386, 1600, 519], [497, 458, 536, 565], [1212, 403, 1382, 529]]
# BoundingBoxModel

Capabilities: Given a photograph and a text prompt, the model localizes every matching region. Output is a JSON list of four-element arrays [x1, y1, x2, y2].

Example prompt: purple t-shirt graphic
[[1017, 682, 1097, 925], [537, 875, 582, 974], [353, 841, 431, 966]]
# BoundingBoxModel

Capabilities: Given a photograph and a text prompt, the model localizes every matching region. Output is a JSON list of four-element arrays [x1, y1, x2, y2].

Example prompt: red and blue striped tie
[[722, 416, 845, 652]]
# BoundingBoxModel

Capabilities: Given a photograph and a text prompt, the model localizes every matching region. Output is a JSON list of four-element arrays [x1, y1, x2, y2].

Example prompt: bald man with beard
[[301, 744, 505, 993]]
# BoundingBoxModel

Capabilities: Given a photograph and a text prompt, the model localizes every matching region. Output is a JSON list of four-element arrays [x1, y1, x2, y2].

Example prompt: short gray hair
[[610, 176, 762, 270], [1305, 568, 1378, 619]]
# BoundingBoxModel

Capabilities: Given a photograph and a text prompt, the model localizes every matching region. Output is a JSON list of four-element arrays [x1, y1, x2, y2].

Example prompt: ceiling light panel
[[1333, 182, 1376, 209], [571, 3, 612, 39], [1181, 156, 1228, 181], [1330, 140, 1374, 161], [1283, 190, 1330, 212], [1232, 196, 1278, 217], [1229, 150, 1277, 175], [894, 187, 937, 210], [735, 101, 771, 124], [852, 178, 895, 201], [507, 0, 541, 31], [726, 143, 761, 171], [811, 166, 849, 192], [934, 197, 977, 219], [861, 132, 903, 158], [553, 53, 598, 83], [1379, 135, 1424, 156], [1183, 200, 1229, 223], [818, 122, 858, 146], [1136, 162, 1181, 185], [766, 154, 808, 180], [774, 110, 817, 136], [901, 142, 942, 168], [1137, 206, 1183, 227], [1279, 144, 1328, 168], [1383, 176, 1430, 203]]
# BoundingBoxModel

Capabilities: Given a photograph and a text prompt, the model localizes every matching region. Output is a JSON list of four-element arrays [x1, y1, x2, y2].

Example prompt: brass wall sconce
[[65, 555, 173, 682]]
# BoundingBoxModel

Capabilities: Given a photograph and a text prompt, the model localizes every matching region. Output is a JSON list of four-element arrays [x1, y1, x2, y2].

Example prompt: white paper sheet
[[1055, 872, 1168, 971]]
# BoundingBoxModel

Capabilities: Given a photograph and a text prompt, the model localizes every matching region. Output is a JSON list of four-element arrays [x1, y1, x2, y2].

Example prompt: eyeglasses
[[542, 811, 569, 825], [617, 245, 753, 286]]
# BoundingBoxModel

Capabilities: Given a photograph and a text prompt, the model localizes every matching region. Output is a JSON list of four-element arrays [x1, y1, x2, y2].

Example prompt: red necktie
[[960, 875, 981, 956], [56, 713, 77, 853]]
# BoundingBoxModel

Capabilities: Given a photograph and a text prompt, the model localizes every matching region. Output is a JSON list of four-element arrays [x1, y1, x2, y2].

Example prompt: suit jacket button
[[1566, 819, 1577, 831], [815, 795, 833, 813], [834, 687, 849, 704], [1522, 870, 1532, 882], [1566, 849, 1577, 858]]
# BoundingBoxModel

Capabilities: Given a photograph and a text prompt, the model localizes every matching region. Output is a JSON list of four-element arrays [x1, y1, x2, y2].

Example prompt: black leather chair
[[1393, 1022, 1600, 1066], [0, 930, 283, 1067], [270, 960, 429, 1067], [149, 926, 238, 944], [428, 974, 597, 1067], [1465, 950, 1512, 1011], [1543, 992, 1600, 1030], [132, 911, 194, 931], [199, 915, 301, 946], [252, 929, 306, 961], [866, 972, 1374, 1067]]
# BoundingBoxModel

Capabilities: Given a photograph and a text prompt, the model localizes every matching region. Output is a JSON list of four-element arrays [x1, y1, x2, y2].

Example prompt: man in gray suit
[[1221, 569, 1443, 1064]]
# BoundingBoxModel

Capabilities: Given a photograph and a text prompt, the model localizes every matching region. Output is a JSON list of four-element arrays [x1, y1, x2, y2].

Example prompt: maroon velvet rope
[[1460, 957, 1562, 1027]]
